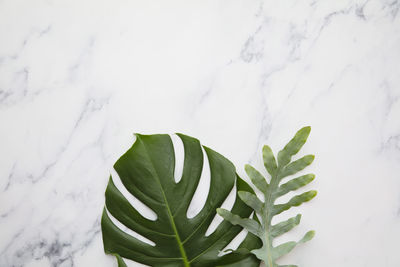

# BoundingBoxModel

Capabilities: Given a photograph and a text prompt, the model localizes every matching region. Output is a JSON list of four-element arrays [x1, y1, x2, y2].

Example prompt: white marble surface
[[1, 0, 400, 266]]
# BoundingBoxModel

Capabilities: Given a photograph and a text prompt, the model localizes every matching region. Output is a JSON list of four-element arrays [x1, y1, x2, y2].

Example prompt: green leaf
[[262, 145, 277, 176], [299, 230, 315, 243], [272, 241, 297, 260], [101, 133, 260, 267], [238, 191, 264, 214], [245, 164, 269, 193], [278, 155, 314, 180], [275, 174, 315, 198], [270, 214, 301, 238], [273, 191, 317, 216], [219, 127, 317, 267], [277, 126, 311, 167], [216, 208, 262, 236]]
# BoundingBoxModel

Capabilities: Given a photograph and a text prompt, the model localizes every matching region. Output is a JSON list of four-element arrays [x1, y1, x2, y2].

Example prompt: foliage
[[101, 133, 261, 267], [217, 127, 317, 267]]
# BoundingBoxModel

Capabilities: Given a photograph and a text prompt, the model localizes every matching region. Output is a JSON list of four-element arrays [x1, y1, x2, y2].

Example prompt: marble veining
[[1, 0, 400, 266]]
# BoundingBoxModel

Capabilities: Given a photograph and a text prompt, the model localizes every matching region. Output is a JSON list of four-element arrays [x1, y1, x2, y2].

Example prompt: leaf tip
[[237, 191, 251, 204], [300, 126, 311, 134], [262, 145, 273, 152], [216, 208, 226, 216], [307, 154, 315, 162], [302, 230, 315, 243], [244, 164, 251, 171], [133, 133, 142, 138], [237, 190, 248, 198], [217, 208, 232, 220], [309, 190, 318, 199]]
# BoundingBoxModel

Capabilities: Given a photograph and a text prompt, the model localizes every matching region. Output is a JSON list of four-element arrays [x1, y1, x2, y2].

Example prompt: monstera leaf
[[101, 133, 261, 267], [217, 127, 317, 267]]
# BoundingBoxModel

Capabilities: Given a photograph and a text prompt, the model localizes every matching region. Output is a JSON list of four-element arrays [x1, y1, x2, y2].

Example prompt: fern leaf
[[217, 127, 317, 266]]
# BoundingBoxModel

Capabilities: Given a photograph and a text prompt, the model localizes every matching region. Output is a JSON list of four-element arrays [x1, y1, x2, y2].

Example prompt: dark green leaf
[[102, 134, 260, 267]]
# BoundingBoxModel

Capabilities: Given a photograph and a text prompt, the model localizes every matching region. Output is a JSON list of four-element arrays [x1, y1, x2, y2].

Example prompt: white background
[[1, 0, 400, 266]]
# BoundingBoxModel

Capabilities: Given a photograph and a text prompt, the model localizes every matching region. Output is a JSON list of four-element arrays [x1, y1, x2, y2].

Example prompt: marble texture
[[1, 0, 400, 266]]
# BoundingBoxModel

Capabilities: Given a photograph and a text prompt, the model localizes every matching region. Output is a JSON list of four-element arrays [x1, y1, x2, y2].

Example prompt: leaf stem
[[263, 170, 280, 267], [165, 201, 190, 266], [141, 140, 190, 266]]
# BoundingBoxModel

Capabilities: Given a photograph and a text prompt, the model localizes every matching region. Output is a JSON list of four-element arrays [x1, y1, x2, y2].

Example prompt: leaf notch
[[101, 133, 261, 267]]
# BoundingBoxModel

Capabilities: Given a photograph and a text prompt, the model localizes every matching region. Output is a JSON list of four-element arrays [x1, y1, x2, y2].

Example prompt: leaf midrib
[[139, 139, 190, 266], [139, 138, 242, 266], [263, 168, 281, 267]]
